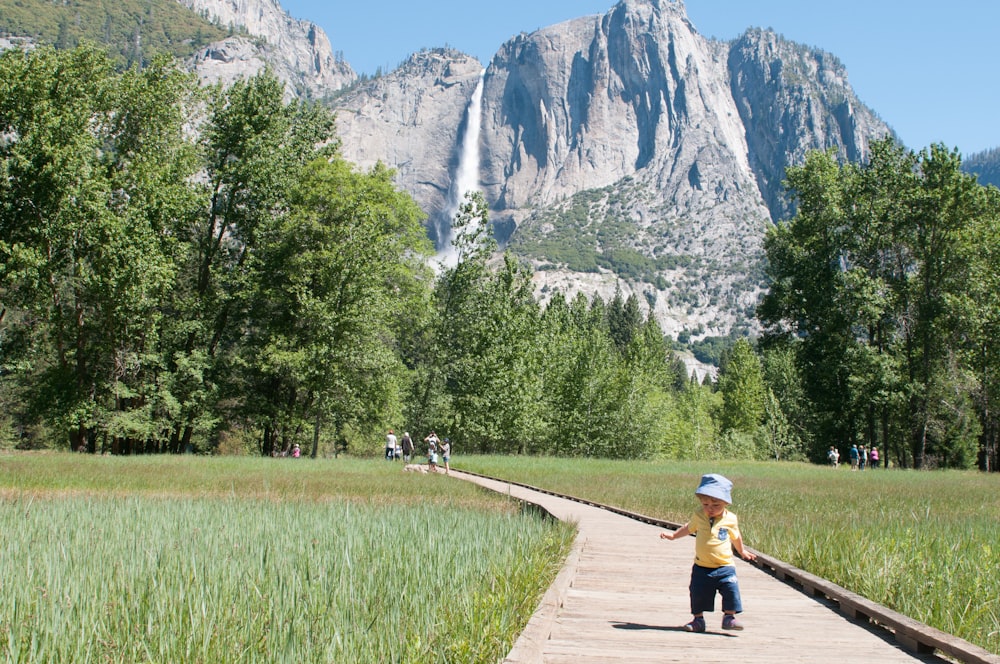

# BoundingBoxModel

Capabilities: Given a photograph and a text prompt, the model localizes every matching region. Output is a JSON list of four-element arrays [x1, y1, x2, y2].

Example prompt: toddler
[[661, 473, 756, 632]]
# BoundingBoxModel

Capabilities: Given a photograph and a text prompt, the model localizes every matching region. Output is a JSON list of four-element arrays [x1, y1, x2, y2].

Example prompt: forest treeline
[[0, 0, 231, 64], [1, 45, 997, 470]]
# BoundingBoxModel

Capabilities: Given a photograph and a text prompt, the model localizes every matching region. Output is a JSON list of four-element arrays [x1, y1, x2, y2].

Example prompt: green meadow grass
[[458, 456, 1000, 655], [0, 455, 575, 663]]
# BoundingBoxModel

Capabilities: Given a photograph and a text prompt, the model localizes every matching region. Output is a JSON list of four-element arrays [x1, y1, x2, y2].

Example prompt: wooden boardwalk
[[452, 470, 950, 664]]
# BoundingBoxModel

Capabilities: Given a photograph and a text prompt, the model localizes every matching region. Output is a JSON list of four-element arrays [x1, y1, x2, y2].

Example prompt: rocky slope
[[0, 0, 356, 98], [179, 0, 356, 97], [330, 0, 890, 338], [331, 48, 484, 244], [729, 28, 888, 221]]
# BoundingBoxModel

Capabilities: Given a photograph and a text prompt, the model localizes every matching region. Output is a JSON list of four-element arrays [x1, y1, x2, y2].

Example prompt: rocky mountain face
[[1, 0, 890, 340], [330, 49, 485, 245], [0, 0, 355, 96], [729, 28, 885, 221], [330, 0, 889, 338], [179, 0, 356, 98]]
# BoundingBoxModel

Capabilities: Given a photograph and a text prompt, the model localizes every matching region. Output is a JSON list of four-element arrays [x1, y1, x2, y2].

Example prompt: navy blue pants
[[689, 564, 743, 614]]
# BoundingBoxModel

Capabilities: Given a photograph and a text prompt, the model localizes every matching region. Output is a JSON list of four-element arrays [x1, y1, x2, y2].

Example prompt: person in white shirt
[[385, 430, 398, 460]]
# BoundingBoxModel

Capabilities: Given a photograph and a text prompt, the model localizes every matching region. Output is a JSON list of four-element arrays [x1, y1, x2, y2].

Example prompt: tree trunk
[[180, 426, 193, 454], [311, 412, 321, 459], [262, 424, 273, 457]]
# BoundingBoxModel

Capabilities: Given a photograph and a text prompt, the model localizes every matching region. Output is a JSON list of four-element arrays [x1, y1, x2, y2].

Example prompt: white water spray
[[436, 69, 486, 268]]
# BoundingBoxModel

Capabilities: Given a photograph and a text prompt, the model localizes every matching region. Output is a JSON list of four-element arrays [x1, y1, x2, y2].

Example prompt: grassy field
[[5, 454, 997, 658], [458, 456, 1000, 655], [0, 454, 575, 663]]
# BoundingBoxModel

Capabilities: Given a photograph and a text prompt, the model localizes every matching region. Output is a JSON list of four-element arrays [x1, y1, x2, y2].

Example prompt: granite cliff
[[330, 48, 485, 245], [329, 0, 890, 337], [180, 0, 356, 97]]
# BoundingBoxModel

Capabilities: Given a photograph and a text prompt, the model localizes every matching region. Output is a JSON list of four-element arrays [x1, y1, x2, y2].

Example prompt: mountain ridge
[[328, 0, 889, 338], [0, 0, 894, 341]]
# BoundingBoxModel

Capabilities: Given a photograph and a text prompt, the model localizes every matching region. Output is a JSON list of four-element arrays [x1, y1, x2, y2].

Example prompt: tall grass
[[0, 455, 575, 663], [459, 456, 1000, 655], [0, 454, 502, 506]]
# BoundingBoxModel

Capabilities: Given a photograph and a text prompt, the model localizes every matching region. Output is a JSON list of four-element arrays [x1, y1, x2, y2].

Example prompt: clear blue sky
[[279, 0, 1000, 155]]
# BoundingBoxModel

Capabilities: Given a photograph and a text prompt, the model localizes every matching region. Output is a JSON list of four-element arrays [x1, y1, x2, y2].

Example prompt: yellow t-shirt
[[689, 508, 741, 568]]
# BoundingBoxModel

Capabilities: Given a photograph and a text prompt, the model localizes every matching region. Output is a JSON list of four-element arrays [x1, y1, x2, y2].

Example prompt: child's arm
[[660, 523, 690, 540], [731, 531, 757, 561]]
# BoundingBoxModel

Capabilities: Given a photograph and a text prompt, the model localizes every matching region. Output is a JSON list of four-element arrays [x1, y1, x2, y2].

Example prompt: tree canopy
[[759, 138, 999, 469]]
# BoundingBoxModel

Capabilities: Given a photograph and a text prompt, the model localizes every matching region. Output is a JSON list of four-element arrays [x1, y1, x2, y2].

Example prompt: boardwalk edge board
[[456, 468, 1000, 664], [503, 533, 585, 663]]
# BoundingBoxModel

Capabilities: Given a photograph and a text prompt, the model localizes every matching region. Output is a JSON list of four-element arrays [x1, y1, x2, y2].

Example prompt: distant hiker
[[439, 438, 451, 474], [827, 446, 840, 467], [385, 430, 398, 460], [401, 432, 414, 462], [425, 431, 439, 471]]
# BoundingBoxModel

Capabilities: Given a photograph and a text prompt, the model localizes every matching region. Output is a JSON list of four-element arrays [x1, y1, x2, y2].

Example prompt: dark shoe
[[722, 615, 743, 630], [684, 616, 706, 633]]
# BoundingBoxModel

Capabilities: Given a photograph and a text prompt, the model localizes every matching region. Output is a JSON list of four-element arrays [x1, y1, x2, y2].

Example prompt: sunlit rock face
[[190, 0, 889, 338], [181, 0, 356, 98]]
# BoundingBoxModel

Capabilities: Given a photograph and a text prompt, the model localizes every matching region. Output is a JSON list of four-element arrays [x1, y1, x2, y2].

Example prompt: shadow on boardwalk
[[452, 471, 951, 664]]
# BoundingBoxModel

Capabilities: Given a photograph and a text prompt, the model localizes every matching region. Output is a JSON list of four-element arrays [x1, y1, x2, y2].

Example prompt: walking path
[[452, 470, 948, 664]]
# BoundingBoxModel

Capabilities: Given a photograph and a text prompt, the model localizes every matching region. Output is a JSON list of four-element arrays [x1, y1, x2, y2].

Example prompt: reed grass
[[458, 456, 1000, 655], [0, 454, 575, 663]]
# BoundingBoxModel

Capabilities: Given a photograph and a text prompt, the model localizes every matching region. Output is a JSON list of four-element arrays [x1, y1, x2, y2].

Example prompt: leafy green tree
[[427, 193, 546, 453], [759, 340, 809, 458], [759, 148, 859, 456], [838, 139, 916, 465], [617, 313, 682, 458], [161, 71, 337, 453], [900, 145, 983, 467], [534, 292, 671, 459], [717, 339, 766, 437], [760, 138, 994, 468], [245, 158, 432, 456], [963, 185, 1000, 471], [0, 45, 197, 451], [660, 382, 721, 459], [543, 319, 629, 456], [607, 289, 643, 354]]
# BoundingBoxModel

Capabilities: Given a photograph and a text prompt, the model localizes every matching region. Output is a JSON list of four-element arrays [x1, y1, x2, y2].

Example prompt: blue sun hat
[[695, 474, 733, 504]]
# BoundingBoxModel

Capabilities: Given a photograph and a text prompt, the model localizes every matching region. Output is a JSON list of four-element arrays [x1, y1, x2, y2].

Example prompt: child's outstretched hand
[[740, 549, 758, 562], [662, 524, 689, 541]]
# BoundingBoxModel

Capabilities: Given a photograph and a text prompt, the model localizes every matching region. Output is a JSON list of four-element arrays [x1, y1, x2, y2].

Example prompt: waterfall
[[436, 69, 486, 267]]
